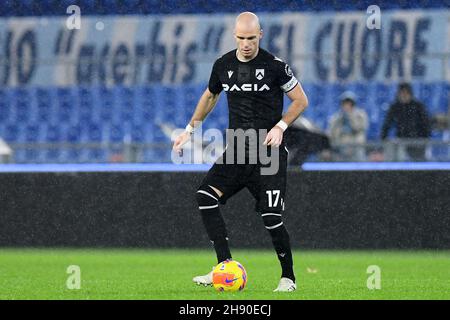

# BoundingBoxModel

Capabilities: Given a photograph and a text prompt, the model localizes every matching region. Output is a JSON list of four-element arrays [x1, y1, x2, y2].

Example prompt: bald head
[[235, 12, 261, 32], [234, 12, 262, 61]]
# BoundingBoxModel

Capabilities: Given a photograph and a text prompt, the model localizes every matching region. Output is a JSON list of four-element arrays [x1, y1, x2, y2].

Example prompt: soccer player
[[173, 12, 308, 292]]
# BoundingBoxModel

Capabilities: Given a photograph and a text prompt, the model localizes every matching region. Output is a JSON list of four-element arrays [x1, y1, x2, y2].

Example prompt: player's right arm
[[188, 88, 221, 128], [172, 88, 221, 154]]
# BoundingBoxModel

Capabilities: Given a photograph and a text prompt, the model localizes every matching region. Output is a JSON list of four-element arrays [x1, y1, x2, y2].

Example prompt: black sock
[[196, 186, 232, 263], [210, 236, 232, 263], [268, 225, 295, 282]]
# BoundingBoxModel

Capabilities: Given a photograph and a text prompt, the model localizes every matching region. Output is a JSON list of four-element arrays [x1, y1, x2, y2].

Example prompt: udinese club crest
[[255, 69, 265, 80]]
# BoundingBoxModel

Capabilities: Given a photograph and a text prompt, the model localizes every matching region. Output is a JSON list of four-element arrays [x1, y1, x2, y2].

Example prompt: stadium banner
[[0, 9, 449, 87]]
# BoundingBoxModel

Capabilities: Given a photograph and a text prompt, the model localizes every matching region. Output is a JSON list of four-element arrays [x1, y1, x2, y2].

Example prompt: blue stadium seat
[[367, 123, 380, 141], [36, 87, 49, 97], [13, 87, 29, 100], [45, 149, 62, 163], [56, 87, 73, 104], [15, 101, 30, 123], [88, 149, 107, 162], [25, 124, 40, 142], [143, 148, 172, 163], [153, 127, 169, 143], [131, 125, 145, 142], [375, 83, 393, 107], [67, 149, 82, 162], [140, 109, 154, 124], [53, 150, 69, 163], [113, 0, 141, 14], [0, 89, 9, 103], [437, 83, 449, 113], [79, 87, 92, 97], [120, 105, 134, 123], [0, 101, 11, 123], [182, 86, 198, 107], [418, 83, 434, 103], [99, 105, 113, 122], [136, 86, 155, 109], [79, 97, 93, 108], [162, 87, 178, 111], [131, 104, 145, 126], [46, 125, 61, 142], [4, 124, 19, 143], [352, 83, 368, 105], [87, 123, 103, 142], [13, 150, 27, 163], [37, 101, 51, 122], [57, 101, 73, 123], [66, 125, 82, 143], [109, 124, 125, 143], [430, 82, 448, 114], [98, 86, 114, 103], [118, 86, 134, 101]]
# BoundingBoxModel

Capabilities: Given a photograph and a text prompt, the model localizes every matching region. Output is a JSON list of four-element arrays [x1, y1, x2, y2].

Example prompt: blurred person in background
[[381, 83, 431, 161], [284, 116, 331, 165], [328, 92, 368, 161], [0, 138, 13, 163]]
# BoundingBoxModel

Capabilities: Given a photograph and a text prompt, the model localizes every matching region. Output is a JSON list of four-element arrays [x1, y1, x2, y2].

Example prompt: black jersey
[[208, 48, 298, 131]]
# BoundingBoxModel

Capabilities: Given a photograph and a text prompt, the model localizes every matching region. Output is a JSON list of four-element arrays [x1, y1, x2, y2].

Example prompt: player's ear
[[259, 29, 263, 39]]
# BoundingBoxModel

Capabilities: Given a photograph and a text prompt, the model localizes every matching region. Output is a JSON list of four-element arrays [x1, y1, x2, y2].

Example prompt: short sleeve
[[276, 61, 298, 93], [208, 59, 223, 94]]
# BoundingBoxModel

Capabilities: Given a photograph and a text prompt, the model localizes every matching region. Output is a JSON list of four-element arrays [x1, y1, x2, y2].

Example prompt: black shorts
[[199, 146, 288, 213]]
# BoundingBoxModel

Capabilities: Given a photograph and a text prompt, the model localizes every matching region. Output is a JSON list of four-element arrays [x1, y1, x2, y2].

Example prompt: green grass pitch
[[0, 249, 449, 300]]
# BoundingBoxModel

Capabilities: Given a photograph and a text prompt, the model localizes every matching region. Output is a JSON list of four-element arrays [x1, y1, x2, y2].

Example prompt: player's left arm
[[264, 83, 308, 147]]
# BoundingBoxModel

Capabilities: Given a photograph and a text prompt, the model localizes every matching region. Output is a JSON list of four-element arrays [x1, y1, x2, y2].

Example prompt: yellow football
[[212, 260, 247, 292]]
